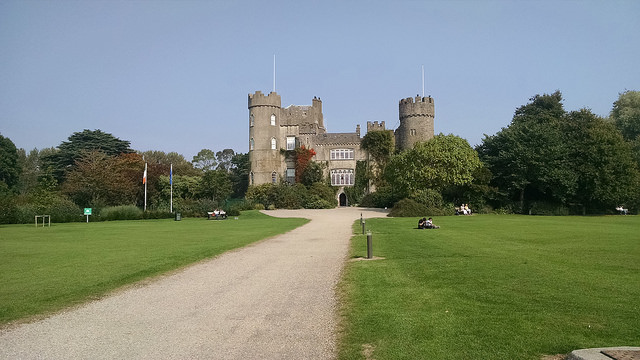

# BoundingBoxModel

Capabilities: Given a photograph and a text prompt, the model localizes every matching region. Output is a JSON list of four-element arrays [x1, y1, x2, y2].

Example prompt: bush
[[226, 209, 240, 216], [410, 189, 444, 208], [273, 183, 307, 209], [360, 187, 402, 208], [388, 198, 429, 217], [0, 195, 18, 224], [100, 205, 143, 221], [528, 202, 569, 216], [142, 210, 174, 219], [305, 183, 336, 208]]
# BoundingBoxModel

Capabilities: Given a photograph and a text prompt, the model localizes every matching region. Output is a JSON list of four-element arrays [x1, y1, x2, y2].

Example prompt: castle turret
[[395, 95, 435, 150], [248, 91, 283, 185]]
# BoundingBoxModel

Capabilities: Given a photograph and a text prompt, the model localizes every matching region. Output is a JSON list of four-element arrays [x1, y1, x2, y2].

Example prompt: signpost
[[84, 208, 92, 223]]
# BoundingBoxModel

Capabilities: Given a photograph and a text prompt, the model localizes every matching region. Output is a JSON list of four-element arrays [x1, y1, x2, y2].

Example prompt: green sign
[[84, 208, 92, 216]]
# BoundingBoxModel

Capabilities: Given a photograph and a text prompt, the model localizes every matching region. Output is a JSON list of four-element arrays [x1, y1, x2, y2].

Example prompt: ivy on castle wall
[[294, 145, 316, 183]]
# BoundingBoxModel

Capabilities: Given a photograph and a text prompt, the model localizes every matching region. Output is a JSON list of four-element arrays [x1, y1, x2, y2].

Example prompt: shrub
[[360, 187, 402, 208], [0, 195, 18, 224], [273, 183, 307, 209], [226, 209, 241, 216], [100, 205, 143, 221], [388, 198, 429, 217], [410, 189, 444, 208], [306, 182, 336, 208], [142, 210, 174, 219], [528, 201, 570, 216]]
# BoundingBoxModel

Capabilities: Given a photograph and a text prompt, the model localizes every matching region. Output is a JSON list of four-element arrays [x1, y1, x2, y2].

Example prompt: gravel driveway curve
[[0, 207, 388, 360]]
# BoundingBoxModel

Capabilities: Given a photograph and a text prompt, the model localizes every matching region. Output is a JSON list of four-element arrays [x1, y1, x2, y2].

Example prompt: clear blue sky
[[1, 0, 638, 160]]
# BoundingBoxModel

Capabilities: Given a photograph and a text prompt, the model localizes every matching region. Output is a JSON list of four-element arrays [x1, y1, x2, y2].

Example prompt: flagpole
[[144, 162, 147, 212], [170, 163, 173, 213]]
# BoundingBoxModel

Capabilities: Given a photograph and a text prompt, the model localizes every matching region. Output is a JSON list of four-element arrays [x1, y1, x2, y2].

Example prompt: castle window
[[271, 171, 277, 184], [286, 168, 295, 184], [250, 114, 254, 127], [271, 114, 276, 126], [250, 138, 254, 150], [250, 172, 254, 185], [410, 129, 417, 136], [271, 137, 277, 150], [330, 149, 354, 160], [286, 136, 295, 150], [331, 169, 354, 186]]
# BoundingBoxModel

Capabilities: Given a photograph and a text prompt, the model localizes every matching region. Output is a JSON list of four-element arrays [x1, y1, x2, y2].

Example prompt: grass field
[[339, 215, 640, 360], [0, 211, 307, 325]]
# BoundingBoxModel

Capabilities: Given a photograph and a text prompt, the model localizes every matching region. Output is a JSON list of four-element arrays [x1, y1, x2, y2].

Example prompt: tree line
[[1, 90, 638, 223], [0, 129, 249, 223], [358, 90, 640, 216]]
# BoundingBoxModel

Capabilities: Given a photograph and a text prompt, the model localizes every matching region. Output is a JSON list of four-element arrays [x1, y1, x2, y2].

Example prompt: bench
[[207, 212, 228, 220]]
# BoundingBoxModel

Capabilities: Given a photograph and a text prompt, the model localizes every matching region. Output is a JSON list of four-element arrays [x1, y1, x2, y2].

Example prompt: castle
[[248, 90, 435, 205]]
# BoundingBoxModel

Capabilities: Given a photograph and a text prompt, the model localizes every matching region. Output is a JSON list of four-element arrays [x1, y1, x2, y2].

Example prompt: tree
[[477, 92, 575, 211], [611, 90, 640, 142], [192, 149, 217, 171], [45, 129, 133, 183], [230, 152, 249, 198], [16, 147, 58, 195], [0, 134, 20, 194], [565, 109, 639, 213], [62, 151, 145, 207], [216, 149, 235, 172], [198, 169, 232, 206], [611, 90, 640, 166], [385, 134, 481, 198], [139, 150, 199, 176], [361, 130, 394, 188]]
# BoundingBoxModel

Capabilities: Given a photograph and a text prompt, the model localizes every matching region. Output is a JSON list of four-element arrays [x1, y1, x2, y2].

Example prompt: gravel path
[[0, 207, 387, 360]]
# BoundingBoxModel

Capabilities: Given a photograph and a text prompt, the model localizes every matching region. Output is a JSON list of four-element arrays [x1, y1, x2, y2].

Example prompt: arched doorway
[[339, 193, 347, 207]]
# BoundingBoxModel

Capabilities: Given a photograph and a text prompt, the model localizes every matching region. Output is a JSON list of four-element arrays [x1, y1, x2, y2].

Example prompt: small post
[[367, 230, 372, 259], [361, 219, 366, 235]]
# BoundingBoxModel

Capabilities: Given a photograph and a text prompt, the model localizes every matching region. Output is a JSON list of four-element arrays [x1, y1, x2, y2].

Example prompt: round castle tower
[[395, 95, 435, 150], [248, 91, 283, 185]]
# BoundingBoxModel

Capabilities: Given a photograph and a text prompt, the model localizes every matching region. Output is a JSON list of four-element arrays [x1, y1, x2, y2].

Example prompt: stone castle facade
[[248, 91, 435, 205]]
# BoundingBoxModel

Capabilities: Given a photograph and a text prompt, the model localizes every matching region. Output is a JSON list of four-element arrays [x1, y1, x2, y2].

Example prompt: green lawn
[[0, 211, 307, 325], [339, 215, 640, 360]]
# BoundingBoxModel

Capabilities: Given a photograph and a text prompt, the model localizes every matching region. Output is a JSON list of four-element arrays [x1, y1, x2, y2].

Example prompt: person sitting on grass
[[425, 217, 440, 229], [418, 217, 427, 229]]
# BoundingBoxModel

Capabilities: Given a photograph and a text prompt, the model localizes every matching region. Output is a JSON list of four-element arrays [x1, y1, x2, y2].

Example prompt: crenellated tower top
[[248, 91, 282, 108]]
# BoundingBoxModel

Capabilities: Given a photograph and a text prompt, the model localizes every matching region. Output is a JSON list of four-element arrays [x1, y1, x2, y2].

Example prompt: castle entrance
[[339, 193, 347, 207]]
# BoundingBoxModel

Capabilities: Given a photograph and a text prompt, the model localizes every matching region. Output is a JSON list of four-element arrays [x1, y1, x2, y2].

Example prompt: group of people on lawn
[[418, 217, 439, 229], [418, 202, 474, 229], [457, 203, 472, 215]]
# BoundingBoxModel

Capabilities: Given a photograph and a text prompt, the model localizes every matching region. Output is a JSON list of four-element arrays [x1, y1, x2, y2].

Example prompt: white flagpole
[[144, 162, 147, 212], [422, 65, 425, 97], [170, 163, 173, 213], [273, 54, 276, 92]]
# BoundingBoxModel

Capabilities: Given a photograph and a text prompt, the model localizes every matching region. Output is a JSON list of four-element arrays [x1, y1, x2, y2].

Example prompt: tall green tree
[[198, 169, 232, 206], [611, 90, 640, 166], [192, 149, 217, 171], [478, 92, 574, 211], [215, 149, 235, 172], [139, 150, 199, 176], [565, 109, 639, 213], [385, 134, 481, 197], [45, 129, 133, 183], [230, 152, 249, 198], [0, 134, 20, 194], [16, 147, 58, 195]]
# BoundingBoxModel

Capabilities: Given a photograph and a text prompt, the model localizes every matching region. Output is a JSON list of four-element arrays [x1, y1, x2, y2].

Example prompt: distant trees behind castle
[[0, 129, 250, 223]]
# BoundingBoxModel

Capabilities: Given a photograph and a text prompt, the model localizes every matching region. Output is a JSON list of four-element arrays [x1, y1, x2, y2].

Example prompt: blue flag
[[170, 164, 173, 185]]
